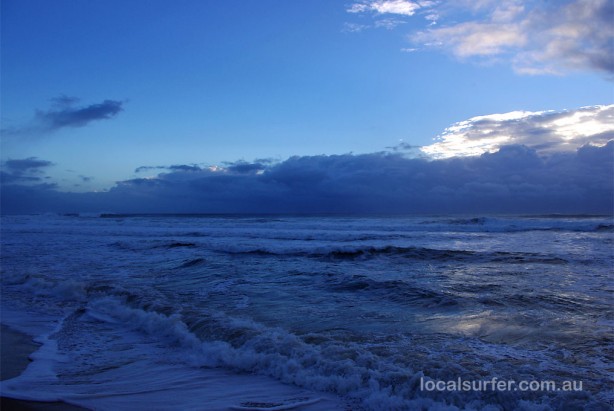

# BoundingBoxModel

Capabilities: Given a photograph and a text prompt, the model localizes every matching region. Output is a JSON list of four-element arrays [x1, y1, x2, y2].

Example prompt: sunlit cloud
[[413, 0, 614, 75], [347, 0, 426, 16], [413, 22, 527, 57], [421, 105, 614, 158], [346, 0, 614, 76]]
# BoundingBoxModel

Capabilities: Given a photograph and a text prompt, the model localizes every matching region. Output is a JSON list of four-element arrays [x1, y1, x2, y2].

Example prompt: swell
[[77, 295, 529, 410], [220, 245, 568, 265], [325, 274, 459, 308], [420, 217, 613, 233], [1, 258, 607, 410], [77, 296, 449, 409]]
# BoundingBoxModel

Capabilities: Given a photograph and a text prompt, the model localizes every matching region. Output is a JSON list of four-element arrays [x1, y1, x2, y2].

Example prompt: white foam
[[3, 359, 342, 410], [1, 301, 346, 410]]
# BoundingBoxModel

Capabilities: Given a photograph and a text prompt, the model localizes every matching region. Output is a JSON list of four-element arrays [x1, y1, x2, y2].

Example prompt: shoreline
[[1, 325, 87, 411]]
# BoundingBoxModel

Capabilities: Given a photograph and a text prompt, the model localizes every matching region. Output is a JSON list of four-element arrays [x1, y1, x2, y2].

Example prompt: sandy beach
[[1, 325, 87, 411]]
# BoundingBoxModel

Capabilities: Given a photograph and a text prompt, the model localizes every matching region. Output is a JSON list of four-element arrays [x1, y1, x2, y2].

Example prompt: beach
[[1, 325, 87, 411]]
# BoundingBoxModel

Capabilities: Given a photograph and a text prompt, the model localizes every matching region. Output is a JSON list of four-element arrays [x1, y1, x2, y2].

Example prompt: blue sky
[[1, 0, 612, 214]]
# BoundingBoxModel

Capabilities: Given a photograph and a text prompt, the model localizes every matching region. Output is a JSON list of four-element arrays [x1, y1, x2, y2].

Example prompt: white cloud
[[342, 22, 370, 33], [491, 2, 525, 22], [421, 105, 614, 158], [424, 12, 439, 24], [348, 0, 424, 16], [414, 22, 527, 57], [411, 0, 614, 75], [346, 0, 613, 75], [374, 18, 407, 30]]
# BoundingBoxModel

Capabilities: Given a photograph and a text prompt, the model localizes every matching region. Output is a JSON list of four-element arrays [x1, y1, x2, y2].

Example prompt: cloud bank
[[347, 0, 614, 75], [2, 142, 612, 215]]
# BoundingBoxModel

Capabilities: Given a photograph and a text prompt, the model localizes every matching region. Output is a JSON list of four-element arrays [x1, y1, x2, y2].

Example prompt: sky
[[1, 0, 613, 214]]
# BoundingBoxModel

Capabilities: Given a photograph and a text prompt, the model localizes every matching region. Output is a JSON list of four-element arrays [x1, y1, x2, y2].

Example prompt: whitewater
[[0, 214, 612, 410]]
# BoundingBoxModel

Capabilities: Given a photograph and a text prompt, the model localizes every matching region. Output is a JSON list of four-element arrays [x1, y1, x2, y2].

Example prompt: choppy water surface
[[1, 214, 612, 410]]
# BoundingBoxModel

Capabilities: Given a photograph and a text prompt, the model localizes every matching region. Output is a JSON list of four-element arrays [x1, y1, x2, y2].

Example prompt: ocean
[[0, 214, 612, 410]]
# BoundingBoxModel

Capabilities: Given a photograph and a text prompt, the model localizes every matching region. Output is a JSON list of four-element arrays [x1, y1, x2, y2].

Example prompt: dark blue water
[[1, 214, 612, 410]]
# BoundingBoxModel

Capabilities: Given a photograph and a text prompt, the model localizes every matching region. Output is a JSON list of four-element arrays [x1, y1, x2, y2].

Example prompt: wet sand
[[1, 325, 87, 411]]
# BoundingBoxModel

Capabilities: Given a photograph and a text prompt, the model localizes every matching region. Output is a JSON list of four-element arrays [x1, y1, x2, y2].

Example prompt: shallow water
[[1, 214, 612, 410]]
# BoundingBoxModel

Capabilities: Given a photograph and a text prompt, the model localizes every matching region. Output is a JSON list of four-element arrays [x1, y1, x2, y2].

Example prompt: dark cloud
[[51, 95, 81, 106], [0, 171, 42, 184], [5, 157, 54, 172], [547, 0, 614, 74], [135, 164, 202, 173], [1, 157, 54, 185], [224, 161, 267, 174], [253, 158, 277, 165], [135, 166, 166, 173], [168, 165, 202, 172], [135, 163, 265, 175], [36, 99, 123, 131], [386, 141, 418, 150], [4, 97, 124, 136], [2, 143, 612, 215]]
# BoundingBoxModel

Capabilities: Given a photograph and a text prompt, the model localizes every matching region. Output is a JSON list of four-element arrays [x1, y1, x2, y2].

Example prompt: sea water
[[0, 214, 612, 410]]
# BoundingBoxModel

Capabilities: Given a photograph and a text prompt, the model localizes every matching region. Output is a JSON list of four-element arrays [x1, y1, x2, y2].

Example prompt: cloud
[[1, 157, 55, 184], [2, 142, 612, 215], [412, 0, 614, 75], [3, 105, 611, 215], [348, 1, 427, 16], [346, 0, 614, 75], [421, 105, 614, 158], [4, 157, 54, 172], [344, 1, 432, 32], [414, 21, 527, 57], [36, 98, 124, 131], [223, 161, 267, 174], [342, 22, 370, 33], [375, 18, 407, 30], [50, 95, 81, 106], [4, 97, 124, 136], [135, 162, 268, 176], [135, 164, 202, 173], [0, 171, 43, 184]]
